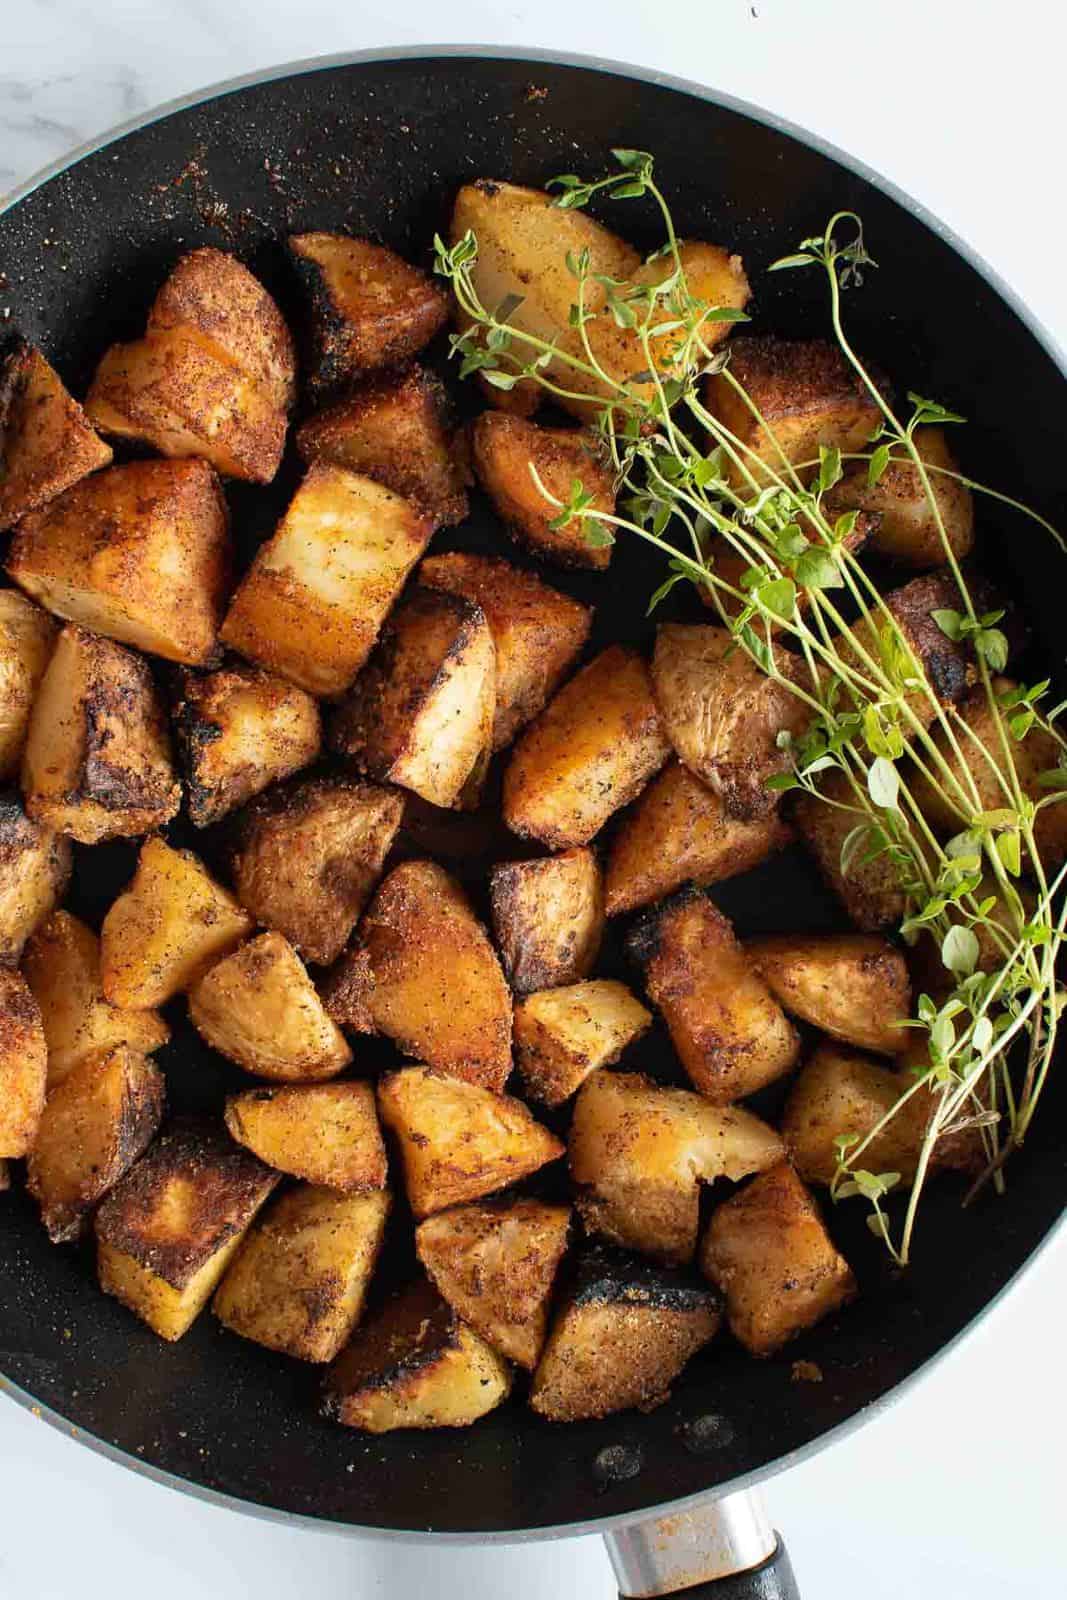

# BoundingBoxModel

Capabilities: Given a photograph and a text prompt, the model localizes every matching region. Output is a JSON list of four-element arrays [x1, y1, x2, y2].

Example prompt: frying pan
[[1, 46, 1065, 1599]]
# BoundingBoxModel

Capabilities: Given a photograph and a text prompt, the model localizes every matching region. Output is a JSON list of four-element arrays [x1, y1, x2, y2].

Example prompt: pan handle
[[603, 1488, 800, 1599]]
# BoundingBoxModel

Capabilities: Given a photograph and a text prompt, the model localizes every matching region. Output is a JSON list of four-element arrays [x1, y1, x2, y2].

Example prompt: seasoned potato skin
[[490, 847, 604, 994], [0, 966, 47, 1158], [0, 340, 112, 529], [0, 792, 71, 964], [747, 932, 910, 1056], [224, 1081, 387, 1192], [0, 590, 56, 781], [794, 769, 907, 931], [830, 427, 973, 568], [513, 979, 652, 1108], [471, 414, 616, 570]]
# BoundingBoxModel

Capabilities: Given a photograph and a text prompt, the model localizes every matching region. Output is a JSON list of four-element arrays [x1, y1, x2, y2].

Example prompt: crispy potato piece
[[231, 778, 402, 966], [8, 458, 230, 666], [830, 428, 973, 568], [490, 847, 604, 994], [628, 889, 799, 1102], [419, 552, 592, 751], [377, 1066, 563, 1218], [95, 1122, 279, 1340], [174, 663, 321, 829], [0, 590, 56, 781], [781, 1044, 941, 1187], [794, 769, 907, 931], [570, 1070, 785, 1265], [0, 793, 70, 964], [323, 1276, 511, 1432], [747, 932, 910, 1056], [100, 836, 253, 1008], [0, 967, 47, 1158], [605, 760, 791, 916], [189, 931, 351, 1082], [214, 1184, 390, 1363], [27, 1045, 164, 1241], [514, 980, 652, 1107], [415, 1197, 571, 1370], [22, 625, 180, 843], [296, 367, 467, 527], [700, 1161, 856, 1356], [0, 340, 112, 529], [471, 414, 616, 570], [224, 1081, 387, 1192], [529, 1246, 721, 1421], [503, 645, 671, 848], [220, 464, 433, 696], [330, 587, 495, 810]]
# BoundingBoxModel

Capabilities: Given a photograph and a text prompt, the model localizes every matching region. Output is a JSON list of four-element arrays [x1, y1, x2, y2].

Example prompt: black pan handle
[[623, 1538, 799, 1599], [605, 1491, 799, 1599]]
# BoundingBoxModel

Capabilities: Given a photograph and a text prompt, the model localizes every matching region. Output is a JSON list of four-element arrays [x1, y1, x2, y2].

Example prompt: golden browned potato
[[188, 931, 351, 1082], [416, 1197, 571, 1369], [0, 967, 47, 1158], [470, 414, 616, 570], [95, 1123, 279, 1340], [835, 570, 980, 727], [747, 933, 910, 1055], [7, 458, 230, 666], [323, 860, 511, 1091], [699, 1161, 856, 1356], [377, 1066, 563, 1218], [231, 778, 403, 966], [24, 910, 169, 1087], [296, 367, 467, 527], [220, 464, 433, 696], [22, 625, 180, 843], [490, 847, 604, 994], [174, 663, 321, 829], [27, 1045, 164, 1241], [629, 889, 799, 1102], [224, 1081, 387, 1192], [503, 645, 671, 848], [569, 1070, 785, 1265], [0, 590, 57, 780], [214, 1184, 390, 1363], [513, 980, 652, 1108], [529, 1247, 721, 1422], [323, 1276, 512, 1432], [781, 1044, 936, 1187], [330, 587, 494, 810], [419, 552, 592, 751], [604, 760, 792, 915], [0, 794, 71, 964], [100, 836, 253, 1008], [794, 769, 907, 931], [830, 428, 973, 568], [0, 340, 112, 529]]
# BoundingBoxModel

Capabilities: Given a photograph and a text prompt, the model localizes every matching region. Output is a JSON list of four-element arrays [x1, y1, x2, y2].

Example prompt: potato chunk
[[0, 794, 71, 964], [503, 645, 671, 848], [747, 933, 910, 1056], [8, 458, 230, 666], [830, 428, 973, 568], [0, 590, 57, 780], [514, 981, 652, 1107], [419, 552, 592, 751], [296, 367, 467, 527], [377, 1066, 563, 1218], [231, 777, 402, 966], [100, 836, 253, 1008], [174, 663, 321, 829], [781, 1044, 937, 1186], [0, 967, 47, 1158], [0, 340, 112, 529], [330, 587, 495, 810], [95, 1122, 279, 1340], [794, 770, 906, 931], [529, 1247, 721, 1421], [27, 1045, 164, 1241], [24, 910, 169, 1087], [700, 1162, 856, 1355], [188, 932, 351, 1082], [323, 1276, 511, 1432], [224, 1081, 387, 1192], [833, 570, 980, 726], [490, 847, 604, 994], [471, 414, 616, 570], [214, 1184, 390, 1363], [628, 889, 799, 1102], [323, 861, 511, 1091], [220, 464, 433, 696], [570, 1070, 784, 1265], [22, 625, 180, 843]]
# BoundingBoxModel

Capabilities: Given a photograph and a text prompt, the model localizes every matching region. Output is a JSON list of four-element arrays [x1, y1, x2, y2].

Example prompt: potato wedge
[[27, 1044, 164, 1241], [224, 1081, 387, 1192], [214, 1184, 390, 1363], [470, 414, 616, 570], [377, 1066, 563, 1218], [747, 932, 910, 1056], [490, 847, 604, 994], [220, 464, 433, 696], [0, 340, 112, 529], [100, 836, 253, 1008], [794, 769, 907, 931], [188, 932, 351, 1082], [0, 967, 47, 1158], [830, 427, 973, 568], [0, 793, 71, 964], [628, 889, 799, 1102], [514, 980, 651, 1107], [8, 458, 230, 666], [781, 1044, 940, 1187]]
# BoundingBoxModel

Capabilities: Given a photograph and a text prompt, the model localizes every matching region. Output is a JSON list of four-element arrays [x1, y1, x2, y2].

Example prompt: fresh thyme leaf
[[768, 252, 815, 272], [942, 925, 980, 976], [868, 443, 892, 486], [818, 444, 843, 492], [867, 756, 900, 809]]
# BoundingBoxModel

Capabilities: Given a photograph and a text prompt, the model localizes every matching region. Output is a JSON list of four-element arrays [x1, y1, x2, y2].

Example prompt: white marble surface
[[2, 4, 1066, 1598]]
